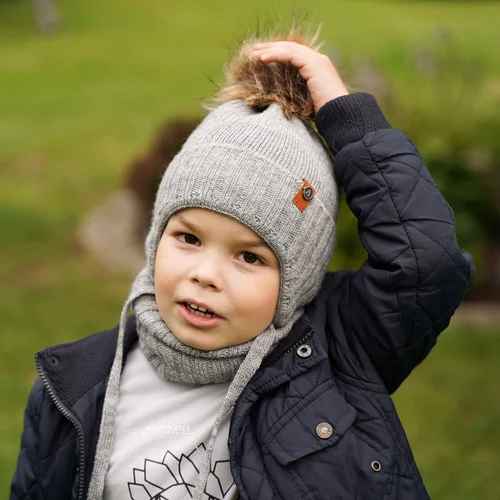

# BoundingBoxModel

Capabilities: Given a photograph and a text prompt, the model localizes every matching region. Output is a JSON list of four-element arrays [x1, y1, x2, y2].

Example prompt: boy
[[11, 35, 474, 500]]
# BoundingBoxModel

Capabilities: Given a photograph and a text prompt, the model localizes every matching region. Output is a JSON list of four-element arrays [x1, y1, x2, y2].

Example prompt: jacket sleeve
[[316, 93, 475, 394], [10, 378, 44, 500]]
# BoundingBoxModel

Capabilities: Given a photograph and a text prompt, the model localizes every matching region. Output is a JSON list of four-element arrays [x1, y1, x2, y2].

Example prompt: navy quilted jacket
[[10, 94, 474, 500]]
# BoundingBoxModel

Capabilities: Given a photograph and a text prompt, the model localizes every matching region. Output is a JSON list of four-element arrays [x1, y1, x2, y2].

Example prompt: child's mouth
[[178, 302, 224, 329], [184, 302, 218, 318]]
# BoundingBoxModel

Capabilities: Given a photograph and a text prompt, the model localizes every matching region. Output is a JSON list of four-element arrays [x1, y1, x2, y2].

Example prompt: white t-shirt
[[103, 344, 238, 500]]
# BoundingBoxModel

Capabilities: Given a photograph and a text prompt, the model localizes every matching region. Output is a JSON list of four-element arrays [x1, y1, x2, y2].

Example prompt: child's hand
[[252, 41, 349, 114]]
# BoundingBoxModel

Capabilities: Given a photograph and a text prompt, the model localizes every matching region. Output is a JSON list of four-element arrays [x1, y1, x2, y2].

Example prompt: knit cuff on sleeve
[[315, 92, 391, 153]]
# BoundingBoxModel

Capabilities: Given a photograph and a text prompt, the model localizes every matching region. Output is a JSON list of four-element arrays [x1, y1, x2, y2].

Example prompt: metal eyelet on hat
[[296, 344, 312, 358], [302, 186, 314, 201], [371, 460, 382, 472], [316, 422, 334, 439]]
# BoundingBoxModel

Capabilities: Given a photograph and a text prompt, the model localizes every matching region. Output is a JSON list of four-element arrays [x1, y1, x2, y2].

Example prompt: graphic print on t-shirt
[[127, 442, 236, 500], [103, 345, 237, 500]]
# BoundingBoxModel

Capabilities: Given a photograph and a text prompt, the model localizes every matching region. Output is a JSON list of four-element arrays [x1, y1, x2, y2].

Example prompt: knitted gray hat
[[146, 97, 339, 326], [88, 32, 340, 500]]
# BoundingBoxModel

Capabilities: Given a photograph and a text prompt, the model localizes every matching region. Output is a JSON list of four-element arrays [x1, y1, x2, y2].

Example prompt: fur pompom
[[212, 28, 322, 122]]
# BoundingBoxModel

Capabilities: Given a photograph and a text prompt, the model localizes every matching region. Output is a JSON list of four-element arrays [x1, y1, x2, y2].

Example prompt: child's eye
[[177, 233, 200, 245], [238, 252, 263, 265]]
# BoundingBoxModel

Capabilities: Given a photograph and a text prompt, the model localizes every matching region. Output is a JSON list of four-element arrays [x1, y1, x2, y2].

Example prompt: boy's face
[[155, 208, 280, 351]]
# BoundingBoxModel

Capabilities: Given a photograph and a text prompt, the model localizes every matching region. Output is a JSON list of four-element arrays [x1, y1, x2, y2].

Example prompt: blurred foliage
[[331, 28, 500, 287]]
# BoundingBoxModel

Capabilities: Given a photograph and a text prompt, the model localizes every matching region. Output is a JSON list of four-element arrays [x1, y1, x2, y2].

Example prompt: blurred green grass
[[1, 0, 500, 498]]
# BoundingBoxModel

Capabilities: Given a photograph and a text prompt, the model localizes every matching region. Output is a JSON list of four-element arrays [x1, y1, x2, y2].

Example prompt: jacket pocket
[[263, 379, 357, 465]]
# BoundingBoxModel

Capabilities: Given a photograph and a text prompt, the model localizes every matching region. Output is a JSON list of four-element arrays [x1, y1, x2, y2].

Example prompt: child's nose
[[188, 255, 224, 290]]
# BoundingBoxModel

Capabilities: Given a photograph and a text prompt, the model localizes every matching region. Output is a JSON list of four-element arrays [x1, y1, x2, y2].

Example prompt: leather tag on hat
[[293, 179, 316, 212]]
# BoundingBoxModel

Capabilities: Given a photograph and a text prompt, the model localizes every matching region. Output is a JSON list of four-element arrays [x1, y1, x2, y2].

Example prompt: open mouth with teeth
[[184, 302, 218, 318]]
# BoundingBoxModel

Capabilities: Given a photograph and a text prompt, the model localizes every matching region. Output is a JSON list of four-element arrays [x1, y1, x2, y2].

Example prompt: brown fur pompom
[[212, 28, 322, 122]]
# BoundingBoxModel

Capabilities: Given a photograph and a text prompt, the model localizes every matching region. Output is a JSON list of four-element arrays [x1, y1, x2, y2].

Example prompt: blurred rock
[[77, 117, 200, 273], [123, 118, 200, 242], [77, 189, 145, 274]]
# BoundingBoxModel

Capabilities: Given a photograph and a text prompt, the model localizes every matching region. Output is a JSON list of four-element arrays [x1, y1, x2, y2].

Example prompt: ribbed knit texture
[[87, 99, 339, 500], [147, 100, 339, 327], [315, 92, 391, 153], [133, 266, 289, 385]]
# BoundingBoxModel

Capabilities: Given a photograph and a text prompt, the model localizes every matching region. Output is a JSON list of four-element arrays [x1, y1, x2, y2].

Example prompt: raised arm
[[316, 94, 474, 392], [254, 41, 474, 393]]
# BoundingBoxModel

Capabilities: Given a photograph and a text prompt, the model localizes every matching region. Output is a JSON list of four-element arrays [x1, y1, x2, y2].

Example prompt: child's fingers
[[253, 41, 304, 51], [251, 40, 348, 111], [256, 50, 307, 68], [252, 41, 306, 56], [252, 42, 274, 50], [252, 43, 309, 70]]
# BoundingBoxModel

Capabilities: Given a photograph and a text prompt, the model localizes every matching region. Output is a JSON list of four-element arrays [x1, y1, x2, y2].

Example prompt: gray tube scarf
[[86, 267, 302, 500]]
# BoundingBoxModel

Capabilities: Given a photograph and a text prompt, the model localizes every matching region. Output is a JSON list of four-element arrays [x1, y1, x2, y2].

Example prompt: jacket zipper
[[35, 354, 86, 500]]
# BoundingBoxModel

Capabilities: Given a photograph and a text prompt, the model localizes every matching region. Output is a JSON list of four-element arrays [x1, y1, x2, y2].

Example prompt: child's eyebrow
[[237, 238, 270, 249], [172, 214, 270, 249]]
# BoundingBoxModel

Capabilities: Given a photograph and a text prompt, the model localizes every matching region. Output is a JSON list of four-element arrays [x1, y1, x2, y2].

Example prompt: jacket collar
[[36, 316, 138, 409], [36, 310, 323, 410], [244, 311, 328, 395]]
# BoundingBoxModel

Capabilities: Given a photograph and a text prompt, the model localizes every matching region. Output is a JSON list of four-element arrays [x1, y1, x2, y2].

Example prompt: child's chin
[[173, 329, 226, 352]]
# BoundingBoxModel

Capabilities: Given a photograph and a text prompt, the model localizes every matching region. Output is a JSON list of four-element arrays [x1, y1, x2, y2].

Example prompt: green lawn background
[[1, 0, 500, 498]]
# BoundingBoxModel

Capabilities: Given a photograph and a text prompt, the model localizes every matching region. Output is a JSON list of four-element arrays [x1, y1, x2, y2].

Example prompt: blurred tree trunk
[[31, 0, 60, 33]]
